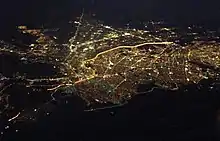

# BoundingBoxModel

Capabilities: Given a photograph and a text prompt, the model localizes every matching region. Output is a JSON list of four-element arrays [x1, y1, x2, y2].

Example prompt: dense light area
[[0, 13, 220, 126]]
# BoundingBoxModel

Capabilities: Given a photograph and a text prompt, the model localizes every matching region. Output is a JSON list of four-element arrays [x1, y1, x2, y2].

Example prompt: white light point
[[169, 72, 173, 75], [104, 26, 111, 29], [124, 33, 131, 36]]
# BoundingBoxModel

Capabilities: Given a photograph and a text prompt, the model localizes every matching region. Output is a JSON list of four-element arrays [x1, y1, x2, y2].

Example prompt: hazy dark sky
[[88, 0, 220, 23], [1, 0, 220, 26]]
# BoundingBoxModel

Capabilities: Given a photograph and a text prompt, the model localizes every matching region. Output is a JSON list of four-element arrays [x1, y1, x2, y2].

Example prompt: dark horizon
[[1, 0, 220, 26]]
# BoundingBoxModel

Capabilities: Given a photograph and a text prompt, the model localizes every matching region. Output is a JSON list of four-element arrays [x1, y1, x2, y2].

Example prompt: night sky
[[1, 0, 220, 26]]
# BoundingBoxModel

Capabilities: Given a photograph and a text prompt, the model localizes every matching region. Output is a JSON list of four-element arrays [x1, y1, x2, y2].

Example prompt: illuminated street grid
[[0, 14, 220, 122]]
